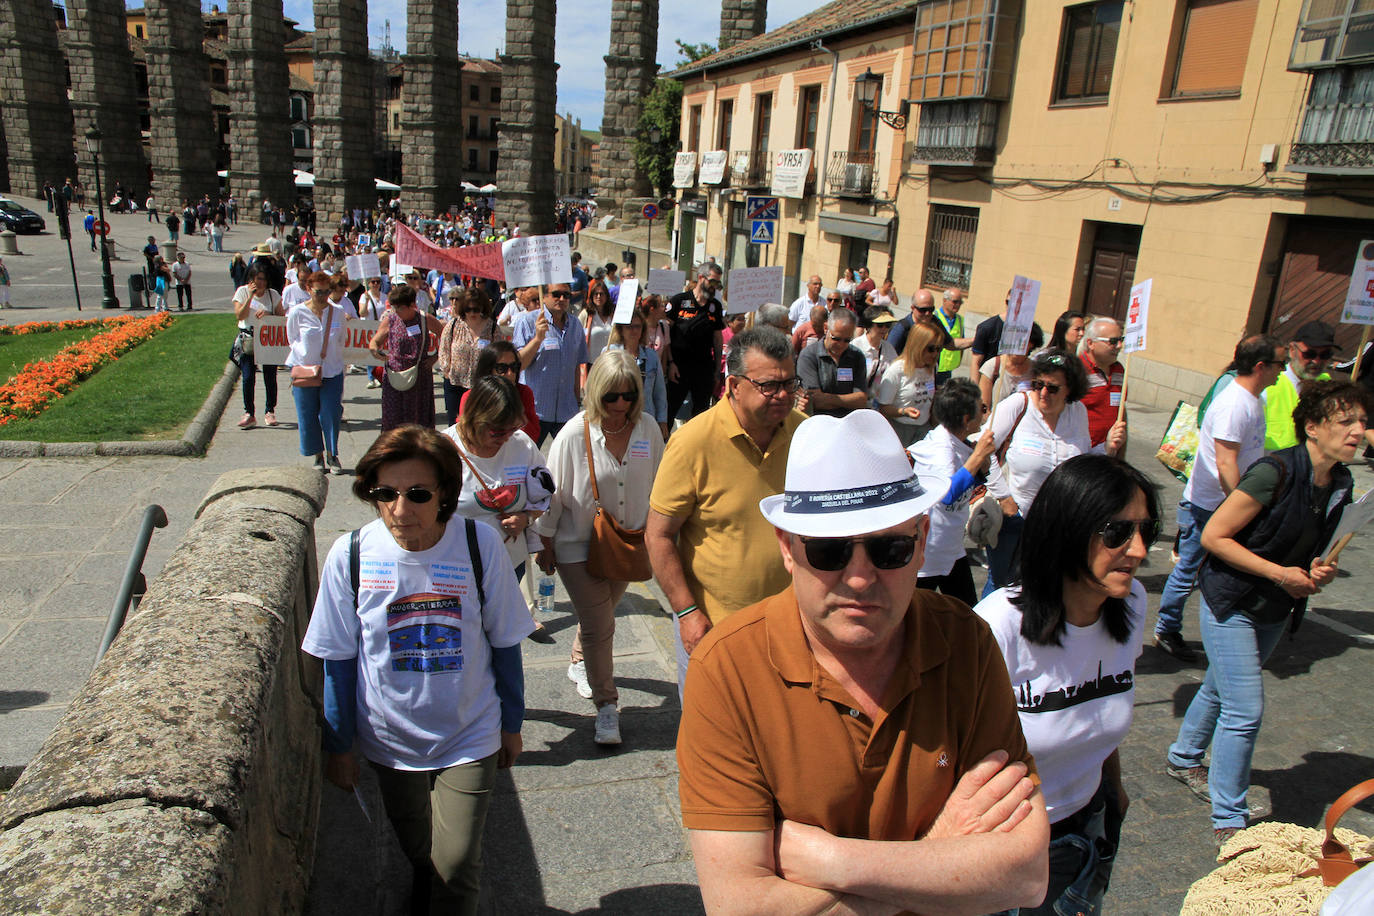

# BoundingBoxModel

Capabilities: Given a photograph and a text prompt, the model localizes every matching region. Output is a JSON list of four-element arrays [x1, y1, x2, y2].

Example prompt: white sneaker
[[567, 661, 592, 700], [594, 704, 621, 746]]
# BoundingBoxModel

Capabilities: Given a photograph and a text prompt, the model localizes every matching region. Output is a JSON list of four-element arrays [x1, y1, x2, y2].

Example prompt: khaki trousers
[[557, 560, 627, 708]]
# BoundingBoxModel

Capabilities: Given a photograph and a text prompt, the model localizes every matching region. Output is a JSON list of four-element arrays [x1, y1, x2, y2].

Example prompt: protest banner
[[673, 152, 697, 189], [770, 149, 814, 199], [392, 223, 506, 282], [1123, 278, 1152, 355], [502, 234, 573, 288], [646, 269, 686, 296], [999, 275, 1041, 356], [248, 316, 434, 367], [725, 266, 784, 314], [699, 150, 728, 184], [613, 278, 640, 324]]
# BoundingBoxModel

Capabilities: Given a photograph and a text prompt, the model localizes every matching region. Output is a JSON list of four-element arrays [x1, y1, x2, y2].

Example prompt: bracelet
[[1276, 570, 1290, 588], [675, 604, 699, 619]]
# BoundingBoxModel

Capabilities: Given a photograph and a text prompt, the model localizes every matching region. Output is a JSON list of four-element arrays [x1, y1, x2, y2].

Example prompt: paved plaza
[[0, 196, 1371, 912]]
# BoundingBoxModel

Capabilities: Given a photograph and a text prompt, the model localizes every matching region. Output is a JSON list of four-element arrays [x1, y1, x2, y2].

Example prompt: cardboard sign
[[646, 269, 686, 296], [672, 152, 697, 189], [770, 149, 814, 199], [502, 234, 573, 288], [999, 275, 1041, 356], [724, 266, 784, 314], [248, 316, 435, 367], [1341, 239, 1374, 325], [392, 223, 506, 282], [1124, 278, 1152, 354], [344, 253, 381, 280], [699, 150, 728, 185], [613, 278, 640, 324], [390, 259, 412, 282]]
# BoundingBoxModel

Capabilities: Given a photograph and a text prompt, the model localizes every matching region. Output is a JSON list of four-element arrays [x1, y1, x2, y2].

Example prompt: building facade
[[672, 0, 1374, 406]]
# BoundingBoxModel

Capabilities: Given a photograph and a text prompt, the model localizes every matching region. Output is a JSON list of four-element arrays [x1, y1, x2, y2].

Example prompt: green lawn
[[0, 313, 238, 441], [0, 326, 111, 381]]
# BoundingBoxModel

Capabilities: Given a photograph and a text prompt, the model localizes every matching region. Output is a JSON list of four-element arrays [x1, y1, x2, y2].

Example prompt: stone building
[[496, 0, 557, 234], [0, 0, 76, 197], [595, 0, 659, 224]]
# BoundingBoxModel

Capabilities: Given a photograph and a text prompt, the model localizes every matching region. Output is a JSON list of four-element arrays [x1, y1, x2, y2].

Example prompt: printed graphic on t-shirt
[[360, 558, 397, 590], [1015, 661, 1132, 713], [387, 592, 463, 674]]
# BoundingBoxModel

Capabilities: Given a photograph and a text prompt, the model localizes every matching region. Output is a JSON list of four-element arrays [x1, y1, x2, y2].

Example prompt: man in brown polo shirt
[[677, 409, 1049, 914]]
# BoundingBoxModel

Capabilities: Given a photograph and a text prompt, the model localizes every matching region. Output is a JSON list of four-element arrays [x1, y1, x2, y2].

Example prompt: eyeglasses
[[1030, 380, 1062, 394], [914, 306, 935, 315], [492, 361, 520, 375], [707, 279, 722, 290], [1098, 518, 1160, 550], [924, 345, 942, 354], [1093, 336, 1125, 346], [601, 390, 636, 404], [740, 375, 803, 397], [548, 289, 571, 299], [1295, 344, 1334, 361], [827, 297, 843, 304], [311, 288, 330, 295], [368, 485, 436, 505], [798, 534, 918, 571], [947, 299, 964, 306]]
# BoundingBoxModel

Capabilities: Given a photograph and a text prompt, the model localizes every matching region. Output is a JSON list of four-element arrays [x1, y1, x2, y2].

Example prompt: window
[[797, 86, 821, 149], [468, 115, 478, 137], [688, 104, 702, 152], [1291, 0, 1374, 69], [1053, 1, 1124, 104], [717, 99, 734, 150], [135, 24, 144, 38], [469, 83, 479, 101], [1168, 0, 1258, 97], [911, 0, 1020, 101], [210, 66, 227, 87], [489, 117, 499, 137], [853, 76, 880, 154], [393, 112, 401, 131], [290, 95, 306, 121], [923, 205, 980, 289], [489, 149, 499, 172], [491, 86, 501, 103], [753, 92, 772, 153], [292, 127, 309, 149], [844, 239, 871, 276], [468, 148, 478, 170]]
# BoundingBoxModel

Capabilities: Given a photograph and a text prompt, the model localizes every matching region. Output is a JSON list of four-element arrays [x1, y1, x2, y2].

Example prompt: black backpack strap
[[464, 518, 486, 608], [349, 528, 360, 610]]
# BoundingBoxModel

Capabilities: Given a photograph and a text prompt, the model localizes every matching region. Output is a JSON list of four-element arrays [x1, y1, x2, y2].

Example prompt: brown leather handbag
[[1319, 778, 1374, 886], [583, 415, 652, 582], [290, 305, 334, 388]]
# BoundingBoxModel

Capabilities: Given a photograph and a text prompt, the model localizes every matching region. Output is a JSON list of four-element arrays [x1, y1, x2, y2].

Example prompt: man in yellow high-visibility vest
[[1263, 321, 1335, 451], [933, 288, 976, 385]]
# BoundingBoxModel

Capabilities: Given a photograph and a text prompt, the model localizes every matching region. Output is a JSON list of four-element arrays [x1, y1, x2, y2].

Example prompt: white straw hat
[[759, 409, 949, 537]]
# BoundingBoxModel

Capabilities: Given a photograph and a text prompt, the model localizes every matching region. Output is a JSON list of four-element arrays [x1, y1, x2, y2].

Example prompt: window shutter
[[1173, 0, 1260, 96]]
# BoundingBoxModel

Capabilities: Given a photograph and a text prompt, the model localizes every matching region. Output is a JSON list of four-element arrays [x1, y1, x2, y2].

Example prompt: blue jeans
[[291, 373, 344, 457], [1167, 595, 1286, 828], [981, 512, 1024, 599], [1155, 501, 1215, 636]]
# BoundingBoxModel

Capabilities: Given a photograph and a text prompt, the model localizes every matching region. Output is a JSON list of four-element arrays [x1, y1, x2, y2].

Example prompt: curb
[[0, 360, 238, 459]]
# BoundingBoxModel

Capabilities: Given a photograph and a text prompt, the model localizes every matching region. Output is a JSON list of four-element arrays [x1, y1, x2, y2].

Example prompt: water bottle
[[536, 575, 556, 614]]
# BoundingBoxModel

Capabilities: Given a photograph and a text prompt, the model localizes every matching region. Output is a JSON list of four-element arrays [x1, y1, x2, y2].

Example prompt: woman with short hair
[[461, 342, 541, 442]]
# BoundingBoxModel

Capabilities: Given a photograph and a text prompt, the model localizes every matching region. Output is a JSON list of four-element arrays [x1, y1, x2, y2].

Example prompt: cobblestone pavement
[[1, 196, 1371, 913]]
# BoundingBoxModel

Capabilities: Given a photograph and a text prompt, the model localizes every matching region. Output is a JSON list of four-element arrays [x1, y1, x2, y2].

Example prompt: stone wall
[[0, 0, 76, 196], [496, 0, 557, 235], [719, 0, 767, 51], [401, 0, 463, 215], [146, 0, 219, 209], [66, 0, 149, 200], [0, 468, 328, 914], [595, 0, 660, 221], [313, 0, 375, 227], [228, 0, 297, 217]]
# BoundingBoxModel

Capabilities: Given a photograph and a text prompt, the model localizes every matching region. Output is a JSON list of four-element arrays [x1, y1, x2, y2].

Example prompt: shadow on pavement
[[1252, 750, 1374, 831], [0, 690, 49, 712]]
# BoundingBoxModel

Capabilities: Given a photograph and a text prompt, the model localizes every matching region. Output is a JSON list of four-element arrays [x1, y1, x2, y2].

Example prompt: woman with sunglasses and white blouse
[[534, 351, 665, 746], [975, 454, 1160, 916], [981, 348, 1127, 598]]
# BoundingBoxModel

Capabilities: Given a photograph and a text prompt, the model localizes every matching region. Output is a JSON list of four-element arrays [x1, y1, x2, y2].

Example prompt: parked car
[[0, 199, 45, 234]]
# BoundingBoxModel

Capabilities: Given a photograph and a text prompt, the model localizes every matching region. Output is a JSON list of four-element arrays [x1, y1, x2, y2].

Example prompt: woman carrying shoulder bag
[[286, 270, 349, 474], [232, 266, 285, 430]]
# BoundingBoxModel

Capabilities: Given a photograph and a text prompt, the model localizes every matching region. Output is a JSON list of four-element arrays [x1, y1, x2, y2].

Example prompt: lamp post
[[855, 68, 910, 130], [85, 127, 121, 309]]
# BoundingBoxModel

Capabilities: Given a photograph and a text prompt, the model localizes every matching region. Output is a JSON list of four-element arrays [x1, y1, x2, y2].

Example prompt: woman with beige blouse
[[534, 351, 664, 746], [437, 287, 493, 426]]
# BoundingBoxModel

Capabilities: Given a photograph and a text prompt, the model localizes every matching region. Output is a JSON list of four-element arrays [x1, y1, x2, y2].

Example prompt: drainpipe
[[812, 39, 840, 203]]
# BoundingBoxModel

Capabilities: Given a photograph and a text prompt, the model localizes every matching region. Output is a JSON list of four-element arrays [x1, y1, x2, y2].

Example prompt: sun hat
[[250, 242, 275, 256], [759, 409, 950, 538]]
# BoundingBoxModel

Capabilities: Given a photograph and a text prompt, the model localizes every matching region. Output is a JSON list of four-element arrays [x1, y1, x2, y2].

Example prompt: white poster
[[646, 269, 686, 297], [613, 278, 640, 324], [249, 316, 408, 366], [1341, 239, 1374, 326], [999, 275, 1041, 356], [672, 152, 697, 189], [502, 234, 573, 288], [725, 266, 785, 314], [770, 149, 814, 199], [1124, 278, 1152, 354], [345, 253, 382, 280], [390, 259, 413, 281], [699, 150, 728, 185]]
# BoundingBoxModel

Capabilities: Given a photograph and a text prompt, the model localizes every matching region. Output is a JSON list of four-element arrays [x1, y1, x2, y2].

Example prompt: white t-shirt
[[975, 583, 1145, 823], [282, 283, 311, 311], [285, 303, 349, 377], [788, 294, 822, 329], [1183, 381, 1266, 511], [854, 336, 898, 390], [232, 285, 280, 330], [358, 290, 385, 321], [875, 361, 935, 426], [302, 517, 533, 771], [441, 428, 555, 570], [585, 313, 612, 365], [908, 424, 976, 577], [984, 393, 1097, 512]]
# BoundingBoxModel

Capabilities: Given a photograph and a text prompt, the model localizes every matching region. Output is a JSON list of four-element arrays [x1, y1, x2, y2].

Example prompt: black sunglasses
[[799, 534, 918, 572], [1099, 519, 1160, 550], [601, 390, 636, 404], [549, 290, 571, 298], [1295, 345, 1334, 360], [1030, 380, 1062, 394], [1094, 336, 1125, 346], [493, 361, 520, 375], [368, 485, 436, 505], [914, 306, 935, 314]]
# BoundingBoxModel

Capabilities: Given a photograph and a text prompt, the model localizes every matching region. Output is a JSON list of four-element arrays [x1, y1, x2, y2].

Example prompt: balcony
[[909, 100, 999, 167], [728, 150, 772, 188], [825, 151, 880, 198], [1289, 65, 1374, 173]]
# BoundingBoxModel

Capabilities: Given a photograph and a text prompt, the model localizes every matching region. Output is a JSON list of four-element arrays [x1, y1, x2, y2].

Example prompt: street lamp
[[856, 68, 910, 130], [649, 126, 662, 145], [84, 127, 121, 309]]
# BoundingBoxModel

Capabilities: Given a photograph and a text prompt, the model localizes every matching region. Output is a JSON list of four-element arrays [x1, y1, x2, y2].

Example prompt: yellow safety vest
[[934, 308, 964, 373], [1263, 371, 1329, 451]]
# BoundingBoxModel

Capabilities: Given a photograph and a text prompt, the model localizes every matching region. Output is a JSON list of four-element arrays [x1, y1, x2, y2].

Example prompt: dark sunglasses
[[1094, 336, 1125, 346], [549, 289, 571, 298], [601, 390, 636, 404], [925, 345, 942, 354], [799, 534, 918, 572], [493, 361, 520, 375], [1030, 379, 1062, 394], [827, 297, 843, 303], [1098, 518, 1160, 550], [947, 299, 964, 306], [1296, 345, 1334, 360], [368, 485, 436, 505], [914, 306, 935, 314]]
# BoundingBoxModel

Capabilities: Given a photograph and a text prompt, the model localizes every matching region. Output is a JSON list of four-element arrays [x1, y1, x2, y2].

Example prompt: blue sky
[[128, 0, 821, 129]]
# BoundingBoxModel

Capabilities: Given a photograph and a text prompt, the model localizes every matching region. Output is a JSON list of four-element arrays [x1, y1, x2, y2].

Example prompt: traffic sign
[[750, 220, 775, 245], [95, 220, 111, 236], [641, 202, 659, 220], [657, 197, 676, 211], [746, 196, 778, 221]]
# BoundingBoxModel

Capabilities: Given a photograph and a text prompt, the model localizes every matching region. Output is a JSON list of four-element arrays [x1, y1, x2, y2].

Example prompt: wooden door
[[1267, 218, 1374, 354], [1085, 247, 1138, 322]]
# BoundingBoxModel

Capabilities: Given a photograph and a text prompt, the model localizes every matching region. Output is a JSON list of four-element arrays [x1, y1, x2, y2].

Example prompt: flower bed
[[0, 313, 174, 426], [0, 316, 128, 337]]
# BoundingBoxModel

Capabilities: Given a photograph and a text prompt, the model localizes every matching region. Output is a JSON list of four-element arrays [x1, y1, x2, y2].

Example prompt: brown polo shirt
[[678, 585, 1035, 839]]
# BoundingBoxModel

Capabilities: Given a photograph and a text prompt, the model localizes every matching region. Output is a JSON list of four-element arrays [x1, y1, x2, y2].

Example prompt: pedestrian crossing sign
[[750, 220, 775, 244]]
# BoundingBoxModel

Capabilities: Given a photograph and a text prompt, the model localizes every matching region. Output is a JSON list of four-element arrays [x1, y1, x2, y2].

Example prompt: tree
[[634, 78, 683, 198], [674, 40, 716, 65]]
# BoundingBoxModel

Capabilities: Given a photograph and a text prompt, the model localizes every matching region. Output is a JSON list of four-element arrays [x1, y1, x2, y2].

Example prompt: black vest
[[1198, 444, 1352, 632]]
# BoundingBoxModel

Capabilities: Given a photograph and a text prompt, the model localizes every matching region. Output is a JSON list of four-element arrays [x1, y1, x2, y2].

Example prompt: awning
[[478, 183, 498, 194], [294, 169, 314, 188], [819, 210, 892, 243], [375, 178, 401, 192]]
